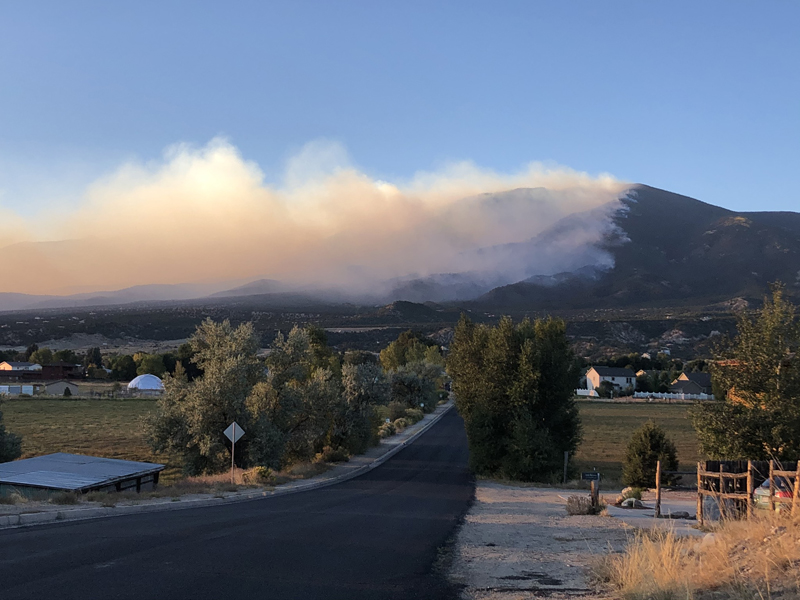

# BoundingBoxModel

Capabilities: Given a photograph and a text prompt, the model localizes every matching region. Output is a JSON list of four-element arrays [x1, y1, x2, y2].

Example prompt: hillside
[[474, 185, 800, 310]]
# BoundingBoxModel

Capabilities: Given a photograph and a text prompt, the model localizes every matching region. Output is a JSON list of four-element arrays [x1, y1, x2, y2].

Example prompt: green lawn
[[574, 400, 700, 483]]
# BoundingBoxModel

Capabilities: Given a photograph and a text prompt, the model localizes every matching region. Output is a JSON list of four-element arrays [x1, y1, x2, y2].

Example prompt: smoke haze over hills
[[0, 139, 627, 298]]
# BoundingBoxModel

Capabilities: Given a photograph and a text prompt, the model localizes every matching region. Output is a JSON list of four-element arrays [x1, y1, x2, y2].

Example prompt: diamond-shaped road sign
[[223, 422, 245, 444]]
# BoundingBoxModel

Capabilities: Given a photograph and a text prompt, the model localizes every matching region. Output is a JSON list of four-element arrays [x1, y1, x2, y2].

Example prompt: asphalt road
[[0, 408, 474, 600]]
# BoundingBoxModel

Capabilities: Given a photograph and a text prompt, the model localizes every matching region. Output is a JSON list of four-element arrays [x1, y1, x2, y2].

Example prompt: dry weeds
[[594, 514, 800, 599]]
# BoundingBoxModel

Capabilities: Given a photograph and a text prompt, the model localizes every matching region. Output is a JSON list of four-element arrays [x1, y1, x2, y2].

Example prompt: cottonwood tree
[[691, 284, 800, 460], [447, 315, 581, 481]]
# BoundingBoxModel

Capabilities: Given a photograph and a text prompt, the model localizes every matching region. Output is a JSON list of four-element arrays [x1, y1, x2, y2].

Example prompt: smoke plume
[[0, 139, 629, 297]]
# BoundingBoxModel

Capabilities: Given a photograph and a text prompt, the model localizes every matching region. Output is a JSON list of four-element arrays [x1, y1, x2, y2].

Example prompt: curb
[[0, 401, 455, 531]]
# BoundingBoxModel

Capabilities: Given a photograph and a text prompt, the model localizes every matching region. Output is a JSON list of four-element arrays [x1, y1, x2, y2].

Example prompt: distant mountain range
[[473, 185, 800, 309], [2, 184, 798, 313]]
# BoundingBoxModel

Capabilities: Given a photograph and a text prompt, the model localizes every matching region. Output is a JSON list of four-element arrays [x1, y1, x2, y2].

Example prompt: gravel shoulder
[[449, 481, 630, 599]]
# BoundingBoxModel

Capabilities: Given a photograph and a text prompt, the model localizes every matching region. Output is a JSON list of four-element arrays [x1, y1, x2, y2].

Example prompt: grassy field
[[2, 397, 700, 485], [574, 400, 700, 483], [0, 398, 184, 478]]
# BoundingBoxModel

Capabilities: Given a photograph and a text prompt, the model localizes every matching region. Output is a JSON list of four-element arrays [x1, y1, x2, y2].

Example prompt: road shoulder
[[448, 481, 629, 599]]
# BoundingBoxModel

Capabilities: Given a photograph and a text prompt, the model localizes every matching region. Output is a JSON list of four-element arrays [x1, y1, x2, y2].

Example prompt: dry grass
[[593, 514, 800, 599], [2, 397, 181, 479]]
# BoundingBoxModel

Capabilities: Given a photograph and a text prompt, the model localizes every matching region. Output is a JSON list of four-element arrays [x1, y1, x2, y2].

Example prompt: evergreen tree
[[622, 420, 678, 487]]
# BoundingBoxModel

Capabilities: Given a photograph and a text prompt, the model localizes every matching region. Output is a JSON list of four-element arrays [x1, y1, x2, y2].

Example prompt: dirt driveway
[[449, 481, 629, 599]]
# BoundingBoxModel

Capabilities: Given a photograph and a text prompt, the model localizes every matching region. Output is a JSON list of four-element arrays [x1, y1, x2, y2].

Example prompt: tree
[[622, 421, 678, 487], [335, 362, 389, 454], [136, 354, 166, 377], [84, 347, 103, 368], [0, 402, 22, 462], [379, 330, 438, 371], [389, 362, 440, 412], [635, 374, 654, 393], [29, 348, 53, 366], [108, 354, 138, 380], [146, 319, 262, 474], [447, 314, 581, 481], [24, 344, 38, 361], [63, 387, 72, 397], [691, 284, 800, 460], [176, 343, 203, 380], [53, 349, 80, 364]]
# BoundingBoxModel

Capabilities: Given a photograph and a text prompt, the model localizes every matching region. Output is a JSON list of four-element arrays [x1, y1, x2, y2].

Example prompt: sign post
[[223, 421, 245, 484]]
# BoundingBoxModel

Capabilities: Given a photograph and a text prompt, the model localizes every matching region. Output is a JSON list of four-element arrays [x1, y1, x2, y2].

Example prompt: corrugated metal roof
[[0, 453, 164, 491]]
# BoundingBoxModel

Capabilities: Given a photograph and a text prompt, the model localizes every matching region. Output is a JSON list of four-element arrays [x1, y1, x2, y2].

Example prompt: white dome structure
[[127, 374, 165, 392]]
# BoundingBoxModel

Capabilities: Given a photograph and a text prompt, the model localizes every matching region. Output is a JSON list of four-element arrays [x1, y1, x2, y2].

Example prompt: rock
[[620, 498, 646, 509], [700, 533, 716, 548]]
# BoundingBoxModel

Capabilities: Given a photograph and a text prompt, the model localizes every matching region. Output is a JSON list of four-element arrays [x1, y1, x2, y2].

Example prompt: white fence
[[575, 389, 598, 397], [633, 391, 714, 401]]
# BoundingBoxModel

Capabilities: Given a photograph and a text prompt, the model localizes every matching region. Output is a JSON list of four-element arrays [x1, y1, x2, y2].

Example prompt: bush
[[622, 421, 678, 488], [0, 492, 23, 505], [378, 422, 396, 438], [386, 401, 407, 421], [49, 491, 79, 505], [596, 381, 615, 399], [313, 446, 350, 464], [242, 466, 274, 484], [404, 408, 424, 424], [392, 418, 408, 431], [620, 486, 644, 501]]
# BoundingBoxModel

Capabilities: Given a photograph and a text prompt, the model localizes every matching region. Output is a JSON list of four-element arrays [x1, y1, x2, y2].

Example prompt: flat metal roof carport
[[0, 453, 165, 496]]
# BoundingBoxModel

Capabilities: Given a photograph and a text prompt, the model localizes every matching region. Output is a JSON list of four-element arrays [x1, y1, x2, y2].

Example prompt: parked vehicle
[[753, 477, 794, 512]]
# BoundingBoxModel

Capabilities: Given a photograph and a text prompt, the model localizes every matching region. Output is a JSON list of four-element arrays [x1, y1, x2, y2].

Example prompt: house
[[0, 361, 42, 371], [586, 366, 636, 393], [41, 362, 85, 380], [669, 372, 713, 395], [45, 380, 81, 396]]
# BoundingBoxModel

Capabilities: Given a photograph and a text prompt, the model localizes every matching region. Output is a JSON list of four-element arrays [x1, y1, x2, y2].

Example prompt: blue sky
[[1, 1, 798, 214]]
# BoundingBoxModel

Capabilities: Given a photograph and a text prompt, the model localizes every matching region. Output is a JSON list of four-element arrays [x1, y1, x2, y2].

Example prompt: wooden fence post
[[769, 460, 775, 513], [792, 462, 800, 518], [719, 463, 725, 519], [746, 460, 754, 518], [697, 461, 703, 527], [655, 460, 662, 518], [590, 480, 597, 508]]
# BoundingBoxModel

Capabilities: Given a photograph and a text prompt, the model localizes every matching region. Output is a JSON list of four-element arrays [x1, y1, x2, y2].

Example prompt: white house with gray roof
[[586, 366, 636, 393]]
